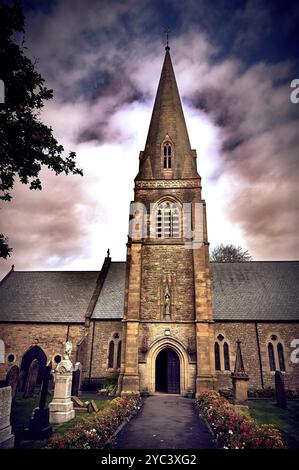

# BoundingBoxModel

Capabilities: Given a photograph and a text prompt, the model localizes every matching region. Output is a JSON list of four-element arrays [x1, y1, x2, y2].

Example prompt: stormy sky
[[1, 0, 299, 279]]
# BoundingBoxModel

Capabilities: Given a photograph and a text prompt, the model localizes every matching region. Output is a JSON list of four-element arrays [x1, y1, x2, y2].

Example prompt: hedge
[[46, 395, 141, 449], [196, 390, 286, 449]]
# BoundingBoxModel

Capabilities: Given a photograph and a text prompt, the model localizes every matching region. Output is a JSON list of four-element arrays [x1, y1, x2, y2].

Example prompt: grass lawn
[[248, 400, 299, 448], [11, 391, 109, 449]]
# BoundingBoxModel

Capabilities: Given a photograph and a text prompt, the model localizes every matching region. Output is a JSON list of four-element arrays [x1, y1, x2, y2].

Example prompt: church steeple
[[119, 42, 215, 398], [136, 48, 200, 180]]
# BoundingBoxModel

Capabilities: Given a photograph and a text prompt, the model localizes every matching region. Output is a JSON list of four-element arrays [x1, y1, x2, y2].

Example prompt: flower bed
[[196, 390, 286, 449], [46, 395, 141, 449]]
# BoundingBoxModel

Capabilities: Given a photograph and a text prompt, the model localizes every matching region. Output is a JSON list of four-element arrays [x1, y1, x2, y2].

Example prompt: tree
[[0, 2, 82, 257], [0, 234, 12, 258], [210, 244, 252, 262]]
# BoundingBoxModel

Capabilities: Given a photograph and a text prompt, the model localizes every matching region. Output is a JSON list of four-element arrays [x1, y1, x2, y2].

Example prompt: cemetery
[[0, 339, 298, 450]]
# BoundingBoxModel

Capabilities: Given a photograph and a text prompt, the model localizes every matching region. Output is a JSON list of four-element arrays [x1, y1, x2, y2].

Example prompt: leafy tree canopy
[[0, 233, 12, 258], [210, 243, 252, 262], [0, 2, 82, 258]]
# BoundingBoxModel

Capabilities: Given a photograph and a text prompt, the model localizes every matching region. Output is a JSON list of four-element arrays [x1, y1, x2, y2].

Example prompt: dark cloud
[[185, 52, 299, 259], [0, 169, 102, 278], [1, 0, 299, 280]]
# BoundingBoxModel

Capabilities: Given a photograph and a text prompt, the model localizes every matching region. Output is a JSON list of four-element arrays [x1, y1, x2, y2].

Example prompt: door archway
[[155, 347, 180, 394], [20, 346, 47, 389]]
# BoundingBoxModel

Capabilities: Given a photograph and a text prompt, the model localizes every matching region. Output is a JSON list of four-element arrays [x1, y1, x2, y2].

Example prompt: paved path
[[115, 395, 215, 449]]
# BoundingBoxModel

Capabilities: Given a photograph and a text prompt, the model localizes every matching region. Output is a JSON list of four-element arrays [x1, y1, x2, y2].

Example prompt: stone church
[[0, 46, 299, 396]]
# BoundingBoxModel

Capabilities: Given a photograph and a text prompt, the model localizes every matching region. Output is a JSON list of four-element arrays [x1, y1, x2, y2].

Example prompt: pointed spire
[[136, 48, 199, 180]]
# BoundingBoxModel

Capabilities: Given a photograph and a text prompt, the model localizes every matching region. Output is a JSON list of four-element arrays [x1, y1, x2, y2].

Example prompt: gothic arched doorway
[[20, 346, 47, 389], [155, 348, 180, 394]]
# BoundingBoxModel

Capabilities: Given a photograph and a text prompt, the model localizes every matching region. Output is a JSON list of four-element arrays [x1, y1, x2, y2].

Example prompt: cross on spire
[[164, 27, 171, 51]]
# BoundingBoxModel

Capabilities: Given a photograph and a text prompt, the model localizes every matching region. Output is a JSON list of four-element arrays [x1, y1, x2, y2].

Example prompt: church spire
[[136, 47, 199, 180]]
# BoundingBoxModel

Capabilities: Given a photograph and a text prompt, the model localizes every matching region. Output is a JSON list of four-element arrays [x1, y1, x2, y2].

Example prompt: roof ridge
[[10, 270, 101, 273], [0, 267, 14, 286], [211, 260, 299, 264]]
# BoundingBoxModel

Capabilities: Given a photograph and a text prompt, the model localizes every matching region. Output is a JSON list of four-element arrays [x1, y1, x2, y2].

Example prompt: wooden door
[[167, 349, 180, 394]]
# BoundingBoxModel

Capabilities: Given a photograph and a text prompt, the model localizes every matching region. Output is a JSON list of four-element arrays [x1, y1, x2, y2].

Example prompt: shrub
[[103, 374, 119, 388], [106, 384, 117, 396], [285, 389, 298, 399], [46, 395, 141, 449], [248, 387, 275, 398], [248, 387, 299, 399], [218, 388, 232, 399], [197, 390, 286, 449]]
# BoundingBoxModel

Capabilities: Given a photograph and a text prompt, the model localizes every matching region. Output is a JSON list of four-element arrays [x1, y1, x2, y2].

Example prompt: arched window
[[277, 343, 285, 371], [214, 342, 221, 371], [155, 202, 181, 238], [268, 343, 276, 371], [163, 143, 172, 169], [214, 334, 231, 372], [223, 342, 230, 370], [0, 339, 4, 364], [108, 341, 114, 369], [117, 341, 122, 369]]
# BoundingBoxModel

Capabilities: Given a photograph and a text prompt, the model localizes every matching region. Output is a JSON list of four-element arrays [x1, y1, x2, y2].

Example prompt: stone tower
[[118, 45, 215, 396]]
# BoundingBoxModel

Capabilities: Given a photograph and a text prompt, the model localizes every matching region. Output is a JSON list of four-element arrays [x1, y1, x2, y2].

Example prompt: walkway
[[115, 395, 215, 449]]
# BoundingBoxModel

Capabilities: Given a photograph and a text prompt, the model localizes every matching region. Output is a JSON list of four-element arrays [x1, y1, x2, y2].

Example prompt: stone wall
[[0, 323, 84, 381], [140, 244, 195, 321], [138, 321, 197, 393], [85, 320, 123, 379], [2, 319, 298, 391], [214, 322, 299, 390]]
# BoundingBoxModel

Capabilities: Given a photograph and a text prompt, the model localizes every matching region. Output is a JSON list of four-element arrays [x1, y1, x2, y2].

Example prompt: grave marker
[[0, 387, 15, 448]]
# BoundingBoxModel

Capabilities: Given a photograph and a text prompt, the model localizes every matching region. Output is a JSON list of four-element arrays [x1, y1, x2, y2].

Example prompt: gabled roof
[[91, 262, 126, 319], [0, 270, 99, 323]]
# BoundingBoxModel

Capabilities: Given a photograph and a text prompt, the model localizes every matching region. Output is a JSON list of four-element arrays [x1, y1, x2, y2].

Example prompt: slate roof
[[211, 261, 299, 321], [91, 262, 126, 319], [0, 261, 298, 323], [89, 261, 299, 321], [0, 271, 99, 323]]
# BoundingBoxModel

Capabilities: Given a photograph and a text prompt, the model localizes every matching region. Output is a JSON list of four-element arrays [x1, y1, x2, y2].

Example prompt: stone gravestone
[[18, 370, 26, 392], [71, 362, 82, 396], [48, 370, 54, 394], [23, 359, 39, 398], [275, 371, 287, 409], [0, 386, 15, 449], [23, 365, 52, 439], [49, 341, 75, 424], [6, 365, 19, 402], [46, 361, 53, 394]]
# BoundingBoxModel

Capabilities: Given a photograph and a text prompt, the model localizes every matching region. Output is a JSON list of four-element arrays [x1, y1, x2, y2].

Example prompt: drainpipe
[[255, 322, 264, 389], [88, 321, 96, 387], [66, 324, 70, 341]]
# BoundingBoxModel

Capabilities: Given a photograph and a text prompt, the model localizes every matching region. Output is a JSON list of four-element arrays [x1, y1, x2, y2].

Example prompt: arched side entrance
[[20, 346, 47, 389], [155, 348, 180, 394]]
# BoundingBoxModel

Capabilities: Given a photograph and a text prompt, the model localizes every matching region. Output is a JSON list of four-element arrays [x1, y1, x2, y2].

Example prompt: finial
[[164, 27, 171, 51], [107, 248, 110, 258], [233, 339, 247, 375], [11, 264, 14, 271]]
